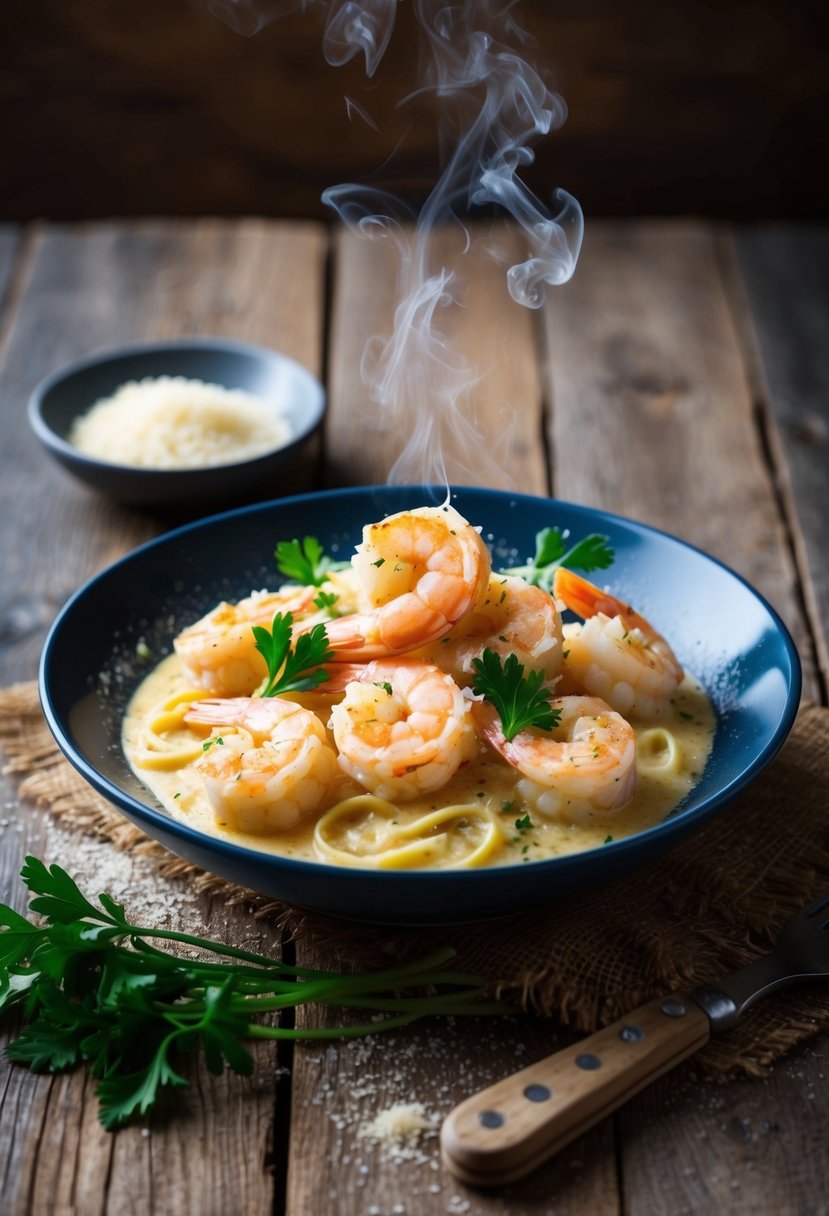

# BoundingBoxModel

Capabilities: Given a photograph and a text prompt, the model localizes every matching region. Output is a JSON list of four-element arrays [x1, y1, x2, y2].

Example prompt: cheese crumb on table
[[357, 1101, 440, 1163]]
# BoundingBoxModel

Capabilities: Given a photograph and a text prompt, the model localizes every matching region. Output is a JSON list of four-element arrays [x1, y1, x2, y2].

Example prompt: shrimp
[[320, 504, 491, 660], [473, 695, 636, 822], [184, 696, 338, 834], [174, 586, 316, 696], [553, 568, 683, 719], [416, 573, 563, 686], [328, 660, 477, 801]]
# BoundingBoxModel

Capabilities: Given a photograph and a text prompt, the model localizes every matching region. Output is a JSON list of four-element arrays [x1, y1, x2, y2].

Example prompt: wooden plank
[[4, 1, 827, 224], [286, 945, 620, 1216], [619, 1041, 829, 1216], [0, 225, 21, 324], [0, 218, 328, 1215], [539, 219, 826, 1215], [541, 218, 818, 702], [325, 223, 548, 492], [0, 812, 282, 1216], [288, 223, 620, 1215], [733, 225, 829, 691], [0, 218, 327, 686]]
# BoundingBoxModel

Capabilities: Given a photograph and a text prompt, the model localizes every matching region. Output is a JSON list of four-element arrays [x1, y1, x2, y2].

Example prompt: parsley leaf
[[0, 857, 508, 1129], [312, 590, 340, 617], [252, 612, 333, 698], [275, 536, 348, 587], [471, 649, 561, 741], [501, 528, 614, 593]]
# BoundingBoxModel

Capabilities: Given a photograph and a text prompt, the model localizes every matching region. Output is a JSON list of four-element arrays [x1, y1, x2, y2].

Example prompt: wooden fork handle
[[440, 993, 710, 1187]]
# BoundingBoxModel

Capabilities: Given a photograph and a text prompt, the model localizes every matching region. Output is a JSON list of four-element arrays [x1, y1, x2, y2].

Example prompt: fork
[[441, 892, 829, 1187]]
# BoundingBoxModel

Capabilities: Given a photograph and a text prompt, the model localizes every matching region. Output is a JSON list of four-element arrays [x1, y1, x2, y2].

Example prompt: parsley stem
[[315, 992, 507, 1016], [152, 970, 492, 1017], [128, 931, 459, 985], [245, 1013, 422, 1040]]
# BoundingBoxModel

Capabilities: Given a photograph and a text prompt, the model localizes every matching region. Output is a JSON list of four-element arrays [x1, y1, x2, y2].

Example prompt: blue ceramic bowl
[[28, 338, 325, 509], [39, 486, 801, 924]]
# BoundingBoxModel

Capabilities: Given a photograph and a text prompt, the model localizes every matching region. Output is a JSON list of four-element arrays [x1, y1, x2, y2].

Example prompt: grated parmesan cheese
[[357, 1101, 440, 1162], [69, 376, 292, 469]]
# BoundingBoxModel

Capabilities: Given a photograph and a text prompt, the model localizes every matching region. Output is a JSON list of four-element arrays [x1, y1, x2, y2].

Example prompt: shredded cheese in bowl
[[69, 376, 292, 469]]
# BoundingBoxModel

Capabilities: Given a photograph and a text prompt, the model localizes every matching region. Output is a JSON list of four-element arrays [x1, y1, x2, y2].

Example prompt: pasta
[[123, 503, 715, 870]]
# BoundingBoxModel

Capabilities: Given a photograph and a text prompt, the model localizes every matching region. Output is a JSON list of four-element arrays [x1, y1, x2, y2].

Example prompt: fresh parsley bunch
[[0, 859, 505, 1129]]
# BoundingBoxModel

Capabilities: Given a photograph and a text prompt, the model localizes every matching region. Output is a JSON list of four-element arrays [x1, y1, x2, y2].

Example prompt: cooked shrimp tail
[[553, 568, 683, 718], [174, 586, 317, 696], [321, 504, 491, 660], [184, 696, 338, 834], [329, 659, 477, 801], [473, 694, 636, 823]]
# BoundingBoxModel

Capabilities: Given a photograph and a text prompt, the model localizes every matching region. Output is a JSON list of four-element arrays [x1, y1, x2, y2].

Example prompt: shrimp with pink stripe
[[174, 585, 317, 696], [473, 694, 637, 824], [318, 503, 491, 660], [554, 568, 683, 719], [416, 573, 563, 687], [327, 659, 477, 801], [184, 696, 338, 834]]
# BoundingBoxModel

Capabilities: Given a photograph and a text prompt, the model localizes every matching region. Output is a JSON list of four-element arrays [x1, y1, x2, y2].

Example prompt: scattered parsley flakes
[[515, 814, 533, 831]]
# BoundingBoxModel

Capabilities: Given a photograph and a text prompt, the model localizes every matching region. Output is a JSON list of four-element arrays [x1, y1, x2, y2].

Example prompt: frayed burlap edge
[[3, 680, 829, 1077]]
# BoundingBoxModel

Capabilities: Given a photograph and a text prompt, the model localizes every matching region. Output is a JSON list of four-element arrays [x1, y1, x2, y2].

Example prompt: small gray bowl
[[28, 338, 326, 509]]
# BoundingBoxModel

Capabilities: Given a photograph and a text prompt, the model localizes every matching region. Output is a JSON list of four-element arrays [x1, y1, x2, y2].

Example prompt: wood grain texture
[[734, 226, 829, 695], [540, 219, 818, 700], [3, 1, 827, 222], [0, 226, 21, 322], [0, 218, 327, 1215], [0, 822, 281, 1216], [0, 219, 327, 685], [285, 945, 620, 1216], [288, 221, 620, 1214], [443, 996, 710, 1186], [619, 1041, 829, 1216], [537, 217, 829, 1216], [1, 217, 827, 1215], [326, 223, 548, 492]]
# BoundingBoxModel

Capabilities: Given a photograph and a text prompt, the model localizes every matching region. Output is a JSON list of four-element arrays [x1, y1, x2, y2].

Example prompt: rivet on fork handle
[[440, 994, 710, 1188]]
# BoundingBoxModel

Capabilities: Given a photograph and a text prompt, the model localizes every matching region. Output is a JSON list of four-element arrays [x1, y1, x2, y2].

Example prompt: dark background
[[2, 0, 827, 222]]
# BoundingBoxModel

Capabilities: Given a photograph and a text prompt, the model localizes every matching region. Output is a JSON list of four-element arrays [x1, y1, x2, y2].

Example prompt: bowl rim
[[27, 336, 326, 478], [39, 484, 803, 888]]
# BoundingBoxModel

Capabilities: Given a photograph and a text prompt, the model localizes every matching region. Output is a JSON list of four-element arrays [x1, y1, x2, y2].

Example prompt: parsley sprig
[[0, 858, 507, 1129], [471, 649, 561, 741], [501, 527, 614, 593], [252, 612, 333, 698], [275, 536, 348, 587]]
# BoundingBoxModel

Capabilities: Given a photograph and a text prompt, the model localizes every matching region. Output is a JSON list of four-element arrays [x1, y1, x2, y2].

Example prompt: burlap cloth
[[2, 680, 828, 1077]]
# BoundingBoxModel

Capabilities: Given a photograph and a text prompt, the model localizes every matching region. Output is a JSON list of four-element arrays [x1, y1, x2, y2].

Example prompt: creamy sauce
[[123, 653, 716, 869]]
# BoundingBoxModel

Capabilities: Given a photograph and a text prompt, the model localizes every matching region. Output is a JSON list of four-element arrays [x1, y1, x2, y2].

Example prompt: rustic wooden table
[[1, 218, 827, 1215]]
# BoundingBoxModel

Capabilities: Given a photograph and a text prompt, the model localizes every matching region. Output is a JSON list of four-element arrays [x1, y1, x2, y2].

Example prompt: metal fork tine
[[804, 893, 829, 919]]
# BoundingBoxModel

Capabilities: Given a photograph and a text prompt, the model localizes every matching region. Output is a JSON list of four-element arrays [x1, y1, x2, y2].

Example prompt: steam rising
[[208, 0, 583, 487]]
